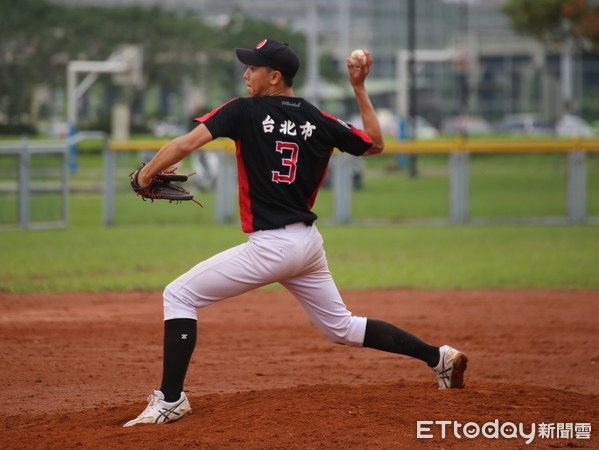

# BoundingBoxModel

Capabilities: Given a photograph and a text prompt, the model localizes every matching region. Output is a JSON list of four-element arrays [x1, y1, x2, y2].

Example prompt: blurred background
[[1, 0, 599, 292], [2, 0, 598, 138], [1, 0, 599, 231]]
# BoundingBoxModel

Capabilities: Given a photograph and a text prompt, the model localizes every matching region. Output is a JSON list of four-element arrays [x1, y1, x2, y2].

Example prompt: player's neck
[[264, 85, 294, 97]]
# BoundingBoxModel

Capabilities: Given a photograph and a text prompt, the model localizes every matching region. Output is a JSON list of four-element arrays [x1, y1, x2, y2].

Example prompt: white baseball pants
[[163, 222, 367, 346]]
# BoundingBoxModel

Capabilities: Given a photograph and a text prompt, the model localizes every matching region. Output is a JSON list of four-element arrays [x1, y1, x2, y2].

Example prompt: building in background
[[49, 0, 599, 131]]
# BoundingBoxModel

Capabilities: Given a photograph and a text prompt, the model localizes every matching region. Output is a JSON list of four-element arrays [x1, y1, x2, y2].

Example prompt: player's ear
[[270, 69, 283, 85]]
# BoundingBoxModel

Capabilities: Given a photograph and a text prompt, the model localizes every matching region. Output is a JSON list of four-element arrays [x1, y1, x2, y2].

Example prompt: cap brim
[[235, 48, 268, 67]]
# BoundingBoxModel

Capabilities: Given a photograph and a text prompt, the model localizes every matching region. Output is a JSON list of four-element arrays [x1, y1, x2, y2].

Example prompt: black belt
[[266, 221, 314, 231]]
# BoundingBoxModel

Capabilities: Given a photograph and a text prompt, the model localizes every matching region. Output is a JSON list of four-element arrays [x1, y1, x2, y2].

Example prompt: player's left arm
[[347, 50, 384, 156], [136, 123, 214, 187]]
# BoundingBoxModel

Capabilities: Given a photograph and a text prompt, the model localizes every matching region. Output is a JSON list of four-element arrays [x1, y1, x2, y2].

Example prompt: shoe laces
[[137, 393, 160, 417]]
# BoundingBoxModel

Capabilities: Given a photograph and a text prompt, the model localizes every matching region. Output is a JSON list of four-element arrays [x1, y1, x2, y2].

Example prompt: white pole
[[66, 65, 78, 173], [561, 39, 574, 113], [67, 66, 77, 124], [65, 59, 129, 172], [306, 0, 320, 105], [338, 0, 350, 61]]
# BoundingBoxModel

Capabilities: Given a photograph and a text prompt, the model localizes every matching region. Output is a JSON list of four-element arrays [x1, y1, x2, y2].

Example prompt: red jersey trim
[[307, 148, 334, 209], [235, 139, 254, 233], [194, 98, 239, 123], [319, 111, 373, 144]]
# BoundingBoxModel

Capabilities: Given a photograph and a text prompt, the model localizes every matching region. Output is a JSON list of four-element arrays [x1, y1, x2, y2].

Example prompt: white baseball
[[349, 49, 367, 68]]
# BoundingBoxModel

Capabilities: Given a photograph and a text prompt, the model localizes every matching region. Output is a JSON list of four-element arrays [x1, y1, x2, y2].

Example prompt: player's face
[[243, 65, 275, 97]]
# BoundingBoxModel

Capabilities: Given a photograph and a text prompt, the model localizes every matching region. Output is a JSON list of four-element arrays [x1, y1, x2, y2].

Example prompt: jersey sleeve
[[194, 98, 246, 140], [319, 111, 373, 156]]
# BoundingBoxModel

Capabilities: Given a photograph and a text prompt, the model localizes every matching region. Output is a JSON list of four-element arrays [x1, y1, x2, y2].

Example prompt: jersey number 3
[[271, 141, 299, 184]]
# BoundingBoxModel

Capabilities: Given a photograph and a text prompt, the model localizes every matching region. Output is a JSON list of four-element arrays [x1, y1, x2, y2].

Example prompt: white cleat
[[123, 390, 192, 427], [433, 345, 468, 389]]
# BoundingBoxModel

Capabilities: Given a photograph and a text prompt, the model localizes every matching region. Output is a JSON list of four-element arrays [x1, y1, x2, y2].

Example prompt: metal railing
[[108, 137, 599, 226], [0, 132, 108, 230], [0, 138, 69, 230], [387, 137, 599, 224]]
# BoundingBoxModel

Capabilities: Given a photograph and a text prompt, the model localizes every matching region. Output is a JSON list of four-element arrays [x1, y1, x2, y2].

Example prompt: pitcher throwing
[[123, 39, 467, 427]]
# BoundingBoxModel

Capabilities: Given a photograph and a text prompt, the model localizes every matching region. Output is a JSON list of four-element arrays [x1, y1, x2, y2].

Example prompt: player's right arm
[[136, 123, 214, 187], [346, 50, 384, 156]]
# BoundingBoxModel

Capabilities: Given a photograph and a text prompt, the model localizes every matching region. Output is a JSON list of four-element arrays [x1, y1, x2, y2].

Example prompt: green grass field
[[2, 218, 598, 293], [1, 151, 599, 293]]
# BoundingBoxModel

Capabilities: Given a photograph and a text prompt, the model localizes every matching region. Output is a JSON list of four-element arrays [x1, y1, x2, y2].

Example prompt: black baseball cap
[[235, 39, 300, 79]]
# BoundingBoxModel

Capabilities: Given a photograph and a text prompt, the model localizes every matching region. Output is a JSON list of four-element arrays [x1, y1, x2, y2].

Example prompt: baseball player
[[123, 39, 467, 427]]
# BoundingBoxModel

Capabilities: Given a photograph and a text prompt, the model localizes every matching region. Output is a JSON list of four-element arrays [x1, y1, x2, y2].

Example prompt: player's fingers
[[346, 58, 364, 75], [136, 167, 152, 188], [361, 50, 373, 68], [346, 56, 370, 86]]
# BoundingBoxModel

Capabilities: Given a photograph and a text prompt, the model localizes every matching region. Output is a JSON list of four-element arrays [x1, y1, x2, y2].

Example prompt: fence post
[[215, 151, 236, 224], [102, 134, 116, 226], [61, 140, 70, 226], [449, 151, 469, 223], [567, 150, 586, 223], [332, 153, 353, 223], [19, 137, 30, 229]]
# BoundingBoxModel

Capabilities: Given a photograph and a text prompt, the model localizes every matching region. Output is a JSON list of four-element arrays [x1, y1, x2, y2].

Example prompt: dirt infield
[[1, 288, 597, 449]]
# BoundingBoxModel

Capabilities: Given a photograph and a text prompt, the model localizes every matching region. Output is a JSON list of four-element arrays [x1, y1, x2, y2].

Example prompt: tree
[[57, 4, 221, 129], [216, 9, 307, 99], [0, 0, 218, 132], [0, 0, 329, 134], [502, 0, 599, 50], [0, 0, 70, 132]]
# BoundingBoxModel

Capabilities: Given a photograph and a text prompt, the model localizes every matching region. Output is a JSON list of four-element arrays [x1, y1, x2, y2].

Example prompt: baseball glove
[[130, 164, 203, 206]]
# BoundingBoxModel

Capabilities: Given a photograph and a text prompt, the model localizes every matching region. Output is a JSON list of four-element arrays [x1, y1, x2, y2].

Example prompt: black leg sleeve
[[363, 318, 440, 367], [160, 318, 197, 402]]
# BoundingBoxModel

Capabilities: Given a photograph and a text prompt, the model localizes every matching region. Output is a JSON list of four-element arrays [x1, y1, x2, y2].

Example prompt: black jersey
[[196, 96, 373, 232]]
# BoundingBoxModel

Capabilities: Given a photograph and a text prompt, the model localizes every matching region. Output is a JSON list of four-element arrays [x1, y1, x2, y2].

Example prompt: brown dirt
[[0, 288, 597, 449]]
